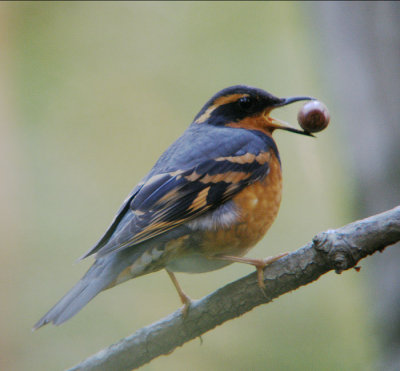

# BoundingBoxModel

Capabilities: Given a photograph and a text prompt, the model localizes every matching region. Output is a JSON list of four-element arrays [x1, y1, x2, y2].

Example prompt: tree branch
[[68, 206, 400, 371]]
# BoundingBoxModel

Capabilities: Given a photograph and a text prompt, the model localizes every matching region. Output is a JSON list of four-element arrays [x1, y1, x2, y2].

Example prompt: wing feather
[[81, 127, 276, 259], [92, 153, 270, 258]]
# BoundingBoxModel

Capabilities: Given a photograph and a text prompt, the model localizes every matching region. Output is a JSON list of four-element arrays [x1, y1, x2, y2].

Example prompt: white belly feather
[[166, 201, 239, 273]]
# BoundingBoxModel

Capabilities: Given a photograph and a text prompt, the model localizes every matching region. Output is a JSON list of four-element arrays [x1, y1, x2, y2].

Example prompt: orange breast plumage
[[201, 150, 282, 256], [165, 150, 282, 273]]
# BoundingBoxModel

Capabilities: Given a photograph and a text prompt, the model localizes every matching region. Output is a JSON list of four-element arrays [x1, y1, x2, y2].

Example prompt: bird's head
[[193, 85, 315, 136]]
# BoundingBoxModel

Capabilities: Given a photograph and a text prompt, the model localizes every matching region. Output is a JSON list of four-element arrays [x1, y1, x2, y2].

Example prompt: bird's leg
[[214, 253, 288, 289], [166, 269, 192, 316]]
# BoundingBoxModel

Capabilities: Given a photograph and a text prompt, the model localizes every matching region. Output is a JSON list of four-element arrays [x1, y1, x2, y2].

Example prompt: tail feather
[[33, 259, 115, 330]]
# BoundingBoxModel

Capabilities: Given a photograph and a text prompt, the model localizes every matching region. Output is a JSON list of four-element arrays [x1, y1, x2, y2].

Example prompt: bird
[[33, 85, 314, 329]]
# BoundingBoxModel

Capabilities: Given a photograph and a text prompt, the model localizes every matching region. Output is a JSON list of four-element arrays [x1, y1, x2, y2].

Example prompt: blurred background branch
[[68, 206, 400, 371]]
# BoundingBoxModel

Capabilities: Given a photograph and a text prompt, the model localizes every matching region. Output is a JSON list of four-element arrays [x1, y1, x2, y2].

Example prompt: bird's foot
[[214, 252, 289, 289], [180, 293, 192, 317]]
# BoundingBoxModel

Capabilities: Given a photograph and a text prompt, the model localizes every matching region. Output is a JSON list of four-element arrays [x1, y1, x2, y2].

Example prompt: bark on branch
[[68, 206, 400, 371]]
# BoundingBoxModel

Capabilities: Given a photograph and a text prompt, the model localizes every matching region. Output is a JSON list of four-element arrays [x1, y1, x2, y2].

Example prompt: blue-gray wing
[[81, 127, 275, 259]]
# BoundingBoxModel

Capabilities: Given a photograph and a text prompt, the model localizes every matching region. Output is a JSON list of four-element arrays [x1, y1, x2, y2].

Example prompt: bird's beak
[[265, 96, 316, 137]]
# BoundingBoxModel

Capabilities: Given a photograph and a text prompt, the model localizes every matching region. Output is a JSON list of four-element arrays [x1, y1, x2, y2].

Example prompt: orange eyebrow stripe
[[213, 93, 249, 106], [194, 93, 249, 124]]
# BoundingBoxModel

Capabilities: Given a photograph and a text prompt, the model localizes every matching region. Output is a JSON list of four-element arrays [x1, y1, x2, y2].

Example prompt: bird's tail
[[33, 256, 123, 330]]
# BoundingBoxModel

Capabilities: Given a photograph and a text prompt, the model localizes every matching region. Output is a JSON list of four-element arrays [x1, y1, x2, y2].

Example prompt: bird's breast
[[159, 150, 282, 274], [200, 150, 282, 257]]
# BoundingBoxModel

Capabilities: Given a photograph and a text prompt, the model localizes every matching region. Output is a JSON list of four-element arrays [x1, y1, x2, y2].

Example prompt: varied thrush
[[34, 85, 314, 329]]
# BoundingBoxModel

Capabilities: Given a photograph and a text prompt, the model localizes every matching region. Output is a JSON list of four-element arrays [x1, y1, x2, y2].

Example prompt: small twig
[[67, 206, 400, 371]]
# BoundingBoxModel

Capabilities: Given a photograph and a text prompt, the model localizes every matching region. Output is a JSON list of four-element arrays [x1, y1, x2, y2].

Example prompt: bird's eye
[[237, 96, 255, 111]]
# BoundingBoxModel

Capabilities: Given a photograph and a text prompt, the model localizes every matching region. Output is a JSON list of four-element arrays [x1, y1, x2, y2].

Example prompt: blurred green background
[[3, 2, 398, 370]]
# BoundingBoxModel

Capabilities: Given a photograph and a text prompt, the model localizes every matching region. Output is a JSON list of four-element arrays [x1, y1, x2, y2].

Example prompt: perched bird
[[34, 85, 314, 329]]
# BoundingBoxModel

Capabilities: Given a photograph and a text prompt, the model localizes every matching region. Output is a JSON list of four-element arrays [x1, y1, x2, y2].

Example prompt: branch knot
[[313, 231, 357, 273]]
